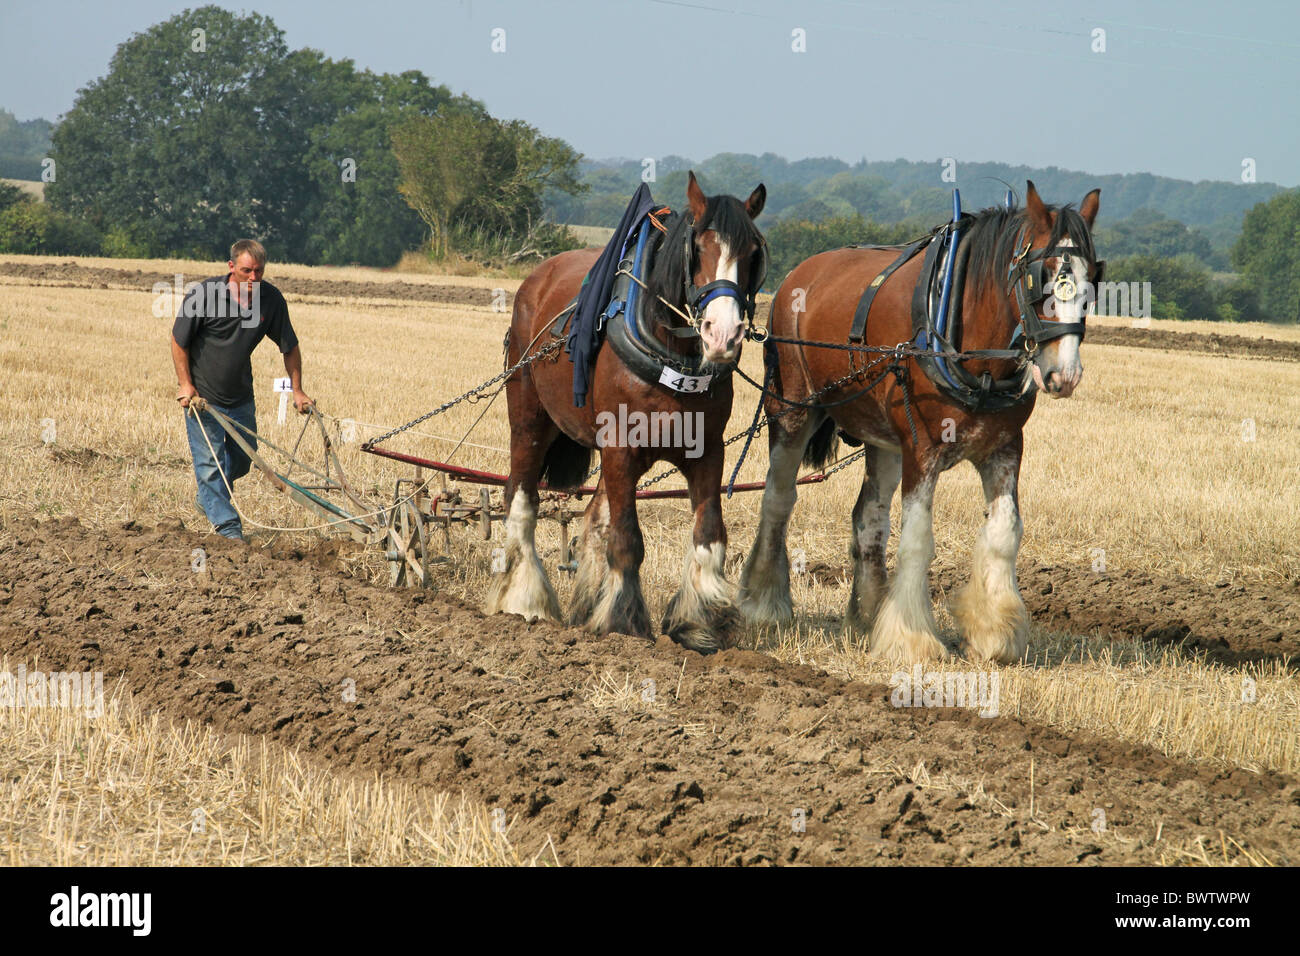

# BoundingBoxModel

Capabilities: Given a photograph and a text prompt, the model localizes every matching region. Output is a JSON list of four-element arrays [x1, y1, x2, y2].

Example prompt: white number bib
[[659, 367, 712, 393]]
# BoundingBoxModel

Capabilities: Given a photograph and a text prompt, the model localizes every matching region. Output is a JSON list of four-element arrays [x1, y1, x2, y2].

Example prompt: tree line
[[1, 6, 582, 268]]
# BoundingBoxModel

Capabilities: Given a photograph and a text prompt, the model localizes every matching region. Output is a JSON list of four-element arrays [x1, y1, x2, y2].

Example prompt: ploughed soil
[[0, 260, 499, 307], [1, 516, 1296, 866], [1085, 324, 1300, 362], [5, 260, 1300, 362]]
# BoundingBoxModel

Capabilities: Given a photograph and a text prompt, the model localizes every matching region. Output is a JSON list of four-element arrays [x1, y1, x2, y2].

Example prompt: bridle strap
[[682, 215, 766, 324], [691, 279, 753, 316], [1006, 229, 1095, 347]]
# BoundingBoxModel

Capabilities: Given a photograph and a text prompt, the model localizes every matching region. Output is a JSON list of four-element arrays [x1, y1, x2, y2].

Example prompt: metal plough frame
[[195, 397, 858, 591]]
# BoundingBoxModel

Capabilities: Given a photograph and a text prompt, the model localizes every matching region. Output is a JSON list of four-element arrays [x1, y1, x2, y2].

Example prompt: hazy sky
[[2, 0, 1297, 186]]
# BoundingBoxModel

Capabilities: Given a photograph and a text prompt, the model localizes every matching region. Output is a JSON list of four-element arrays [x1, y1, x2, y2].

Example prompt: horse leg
[[484, 388, 563, 624], [951, 437, 1030, 663], [663, 448, 739, 653], [568, 479, 610, 627], [846, 446, 902, 633], [738, 413, 823, 625], [586, 452, 653, 639], [869, 454, 948, 663]]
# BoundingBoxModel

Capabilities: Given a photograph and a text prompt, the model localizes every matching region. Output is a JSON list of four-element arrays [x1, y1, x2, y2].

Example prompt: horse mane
[[964, 200, 1097, 297], [649, 194, 762, 323]]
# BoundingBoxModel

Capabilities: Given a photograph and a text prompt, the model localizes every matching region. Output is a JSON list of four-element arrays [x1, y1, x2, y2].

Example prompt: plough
[[192, 386, 860, 590]]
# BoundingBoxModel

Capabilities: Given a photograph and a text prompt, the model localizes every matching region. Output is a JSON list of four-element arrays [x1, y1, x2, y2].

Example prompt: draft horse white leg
[[951, 437, 1030, 663], [662, 446, 739, 653], [485, 486, 563, 623], [869, 453, 948, 664]]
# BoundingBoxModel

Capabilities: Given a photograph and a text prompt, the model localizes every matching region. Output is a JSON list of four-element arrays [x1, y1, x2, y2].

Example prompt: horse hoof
[[666, 625, 727, 655]]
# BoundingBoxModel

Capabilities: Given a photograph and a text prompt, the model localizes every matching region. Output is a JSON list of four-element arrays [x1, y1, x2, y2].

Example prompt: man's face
[[229, 253, 265, 286]]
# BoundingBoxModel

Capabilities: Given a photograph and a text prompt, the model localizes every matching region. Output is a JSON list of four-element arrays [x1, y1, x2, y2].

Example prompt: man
[[171, 239, 313, 541]]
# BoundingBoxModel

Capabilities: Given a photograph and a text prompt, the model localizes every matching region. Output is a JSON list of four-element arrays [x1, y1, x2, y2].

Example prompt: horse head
[[651, 171, 766, 367], [1011, 181, 1103, 399]]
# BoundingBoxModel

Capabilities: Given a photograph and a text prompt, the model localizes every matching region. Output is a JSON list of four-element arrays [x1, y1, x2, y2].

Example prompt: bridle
[[1006, 228, 1105, 352], [680, 215, 768, 329]]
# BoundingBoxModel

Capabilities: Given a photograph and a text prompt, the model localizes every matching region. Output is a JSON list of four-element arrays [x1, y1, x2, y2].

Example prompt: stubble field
[[0, 253, 1297, 866]]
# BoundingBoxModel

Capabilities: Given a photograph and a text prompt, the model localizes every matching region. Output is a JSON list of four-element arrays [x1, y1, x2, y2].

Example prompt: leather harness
[[847, 220, 1103, 412], [551, 208, 767, 396]]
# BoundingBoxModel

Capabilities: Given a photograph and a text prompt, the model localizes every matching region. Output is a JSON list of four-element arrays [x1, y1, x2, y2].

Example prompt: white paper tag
[[658, 367, 712, 393], [273, 377, 293, 393], [277, 391, 288, 425]]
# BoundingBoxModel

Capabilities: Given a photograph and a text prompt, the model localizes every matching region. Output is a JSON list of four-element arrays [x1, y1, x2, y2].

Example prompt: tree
[[392, 106, 507, 258], [1232, 190, 1300, 322], [1095, 208, 1217, 266], [0, 200, 102, 255], [765, 215, 915, 289], [300, 70, 460, 266], [1104, 254, 1219, 320], [45, 7, 372, 260], [0, 180, 27, 214], [822, 172, 904, 221], [392, 106, 583, 261]]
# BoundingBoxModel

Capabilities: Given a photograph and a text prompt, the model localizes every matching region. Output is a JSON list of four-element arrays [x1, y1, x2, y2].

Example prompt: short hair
[[229, 239, 267, 267]]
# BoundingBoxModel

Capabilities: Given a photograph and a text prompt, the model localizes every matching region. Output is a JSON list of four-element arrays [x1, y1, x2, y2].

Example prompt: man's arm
[[283, 345, 314, 412], [171, 335, 198, 408]]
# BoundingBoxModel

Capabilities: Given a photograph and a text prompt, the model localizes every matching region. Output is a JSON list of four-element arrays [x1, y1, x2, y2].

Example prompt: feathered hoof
[[662, 593, 740, 655]]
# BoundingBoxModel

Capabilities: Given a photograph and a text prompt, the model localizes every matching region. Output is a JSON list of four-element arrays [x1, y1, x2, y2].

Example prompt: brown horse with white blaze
[[739, 182, 1101, 665], [487, 173, 767, 653]]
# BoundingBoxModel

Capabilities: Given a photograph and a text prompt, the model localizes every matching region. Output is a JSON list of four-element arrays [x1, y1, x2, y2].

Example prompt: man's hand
[[177, 384, 199, 408], [293, 389, 315, 414]]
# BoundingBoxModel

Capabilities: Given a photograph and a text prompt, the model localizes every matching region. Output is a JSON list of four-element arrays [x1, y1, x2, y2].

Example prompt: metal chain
[[363, 338, 564, 449], [632, 352, 891, 492], [822, 446, 868, 478]]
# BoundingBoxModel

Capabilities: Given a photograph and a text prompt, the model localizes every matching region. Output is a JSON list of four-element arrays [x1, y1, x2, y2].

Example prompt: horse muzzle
[[1031, 361, 1082, 398], [699, 317, 745, 365]]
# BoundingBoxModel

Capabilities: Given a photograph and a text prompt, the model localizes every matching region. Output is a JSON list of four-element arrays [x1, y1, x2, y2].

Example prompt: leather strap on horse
[[849, 236, 930, 342], [843, 219, 1034, 413]]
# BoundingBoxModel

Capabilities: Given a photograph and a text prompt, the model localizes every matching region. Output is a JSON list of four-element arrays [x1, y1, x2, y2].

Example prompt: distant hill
[[551, 153, 1288, 256]]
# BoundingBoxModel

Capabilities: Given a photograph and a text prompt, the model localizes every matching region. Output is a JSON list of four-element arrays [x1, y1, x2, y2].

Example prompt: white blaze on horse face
[[698, 237, 744, 362], [1039, 239, 1086, 398]]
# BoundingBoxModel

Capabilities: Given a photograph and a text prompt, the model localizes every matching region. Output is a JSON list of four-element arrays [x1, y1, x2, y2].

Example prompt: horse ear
[[745, 183, 766, 219], [687, 171, 707, 221], [1079, 188, 1101, 228], [1025, 180, 1051, 232]]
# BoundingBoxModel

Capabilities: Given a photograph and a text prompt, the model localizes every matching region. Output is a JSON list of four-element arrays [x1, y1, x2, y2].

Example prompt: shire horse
[[740, 182, 1102, 665], [487, 172, 767, 653]]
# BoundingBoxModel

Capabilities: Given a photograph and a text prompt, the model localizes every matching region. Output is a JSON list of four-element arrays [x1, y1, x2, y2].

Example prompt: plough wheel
[[386, 498, 429, 588]]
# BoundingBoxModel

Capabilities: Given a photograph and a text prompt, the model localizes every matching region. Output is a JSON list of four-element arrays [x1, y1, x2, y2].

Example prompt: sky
[[2, 0, 1297, 186]]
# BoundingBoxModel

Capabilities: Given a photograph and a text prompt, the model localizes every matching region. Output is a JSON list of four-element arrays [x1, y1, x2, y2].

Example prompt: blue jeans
[[185, 398, 257, 538]]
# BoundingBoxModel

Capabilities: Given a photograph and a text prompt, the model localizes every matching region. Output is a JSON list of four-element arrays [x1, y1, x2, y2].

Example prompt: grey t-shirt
[[172, 276, 298, 407]]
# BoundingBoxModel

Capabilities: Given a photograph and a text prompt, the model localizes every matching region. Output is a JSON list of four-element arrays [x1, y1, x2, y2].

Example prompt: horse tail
[[802, 416, 839, 470], [539, 433, 592, 490]]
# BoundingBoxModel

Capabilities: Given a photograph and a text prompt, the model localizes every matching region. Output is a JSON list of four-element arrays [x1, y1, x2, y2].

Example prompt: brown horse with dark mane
[[740, 182, 1101, 665], [488, 173, 767, 653]]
